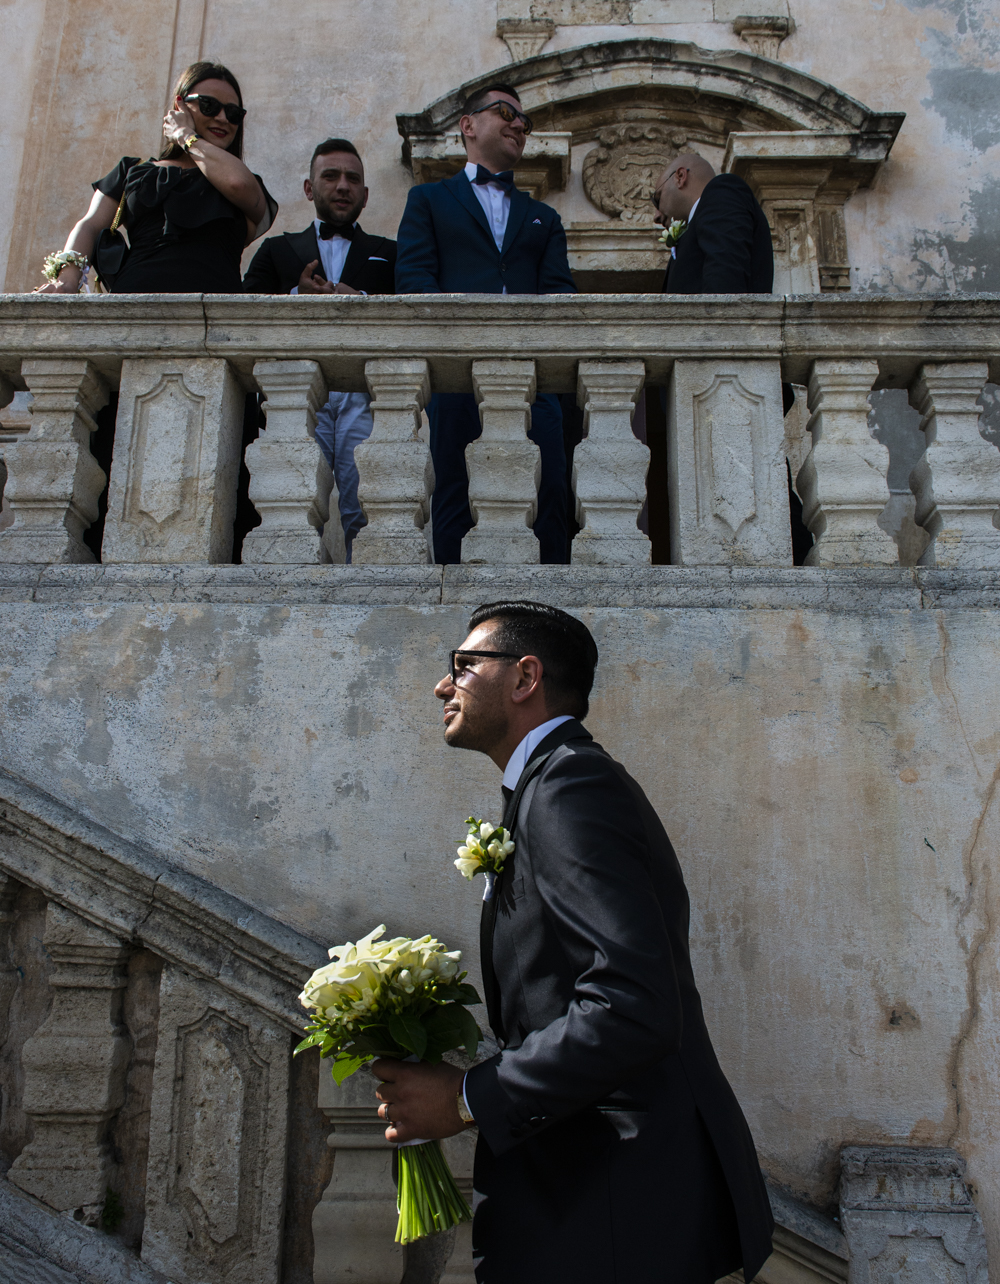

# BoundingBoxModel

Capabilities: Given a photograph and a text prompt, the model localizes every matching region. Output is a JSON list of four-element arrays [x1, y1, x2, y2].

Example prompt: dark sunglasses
[[184, 93, 246, 125], [449, 649, 523, 682], [468, 100, 533, 135]]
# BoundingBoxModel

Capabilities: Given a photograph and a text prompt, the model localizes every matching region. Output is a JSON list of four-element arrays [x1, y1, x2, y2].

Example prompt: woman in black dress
[[35, 60, 276, 294]]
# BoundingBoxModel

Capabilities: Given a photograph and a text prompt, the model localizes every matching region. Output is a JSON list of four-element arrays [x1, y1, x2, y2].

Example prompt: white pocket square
[[368, 255, 388, 261], [532, 218, 541, 224]]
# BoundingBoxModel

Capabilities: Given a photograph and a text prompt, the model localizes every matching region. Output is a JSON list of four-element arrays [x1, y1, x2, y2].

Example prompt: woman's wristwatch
[[456, 1092, 475, 1124]]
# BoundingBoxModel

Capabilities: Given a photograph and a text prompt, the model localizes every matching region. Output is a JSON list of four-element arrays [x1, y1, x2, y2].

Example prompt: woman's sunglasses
[[468, 100, 534, 135], [184, 94, 246, 125]]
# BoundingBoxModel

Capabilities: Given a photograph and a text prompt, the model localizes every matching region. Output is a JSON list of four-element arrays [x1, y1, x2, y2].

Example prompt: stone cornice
[[1, 294, 998, 390], [0, 564, 998, 610], [0, 768, 326, 1032]]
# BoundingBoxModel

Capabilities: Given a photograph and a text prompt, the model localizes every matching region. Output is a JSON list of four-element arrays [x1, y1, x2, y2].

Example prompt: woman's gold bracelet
[[182, 133, 200, 152], [41, 250, 89, 284]]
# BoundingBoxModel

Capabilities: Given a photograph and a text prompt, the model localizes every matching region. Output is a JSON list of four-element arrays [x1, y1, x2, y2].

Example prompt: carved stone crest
[[582, 124, 690, 224]]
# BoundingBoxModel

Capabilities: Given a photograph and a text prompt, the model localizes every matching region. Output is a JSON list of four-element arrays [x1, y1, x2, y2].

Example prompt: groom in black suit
[[655, 153, 773, 294], [373, 601, 774, 1283], [395, 86, 576, 565]]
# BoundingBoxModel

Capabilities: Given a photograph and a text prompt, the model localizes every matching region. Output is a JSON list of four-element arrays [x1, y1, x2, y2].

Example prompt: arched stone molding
[[397, 39, 904, 292]]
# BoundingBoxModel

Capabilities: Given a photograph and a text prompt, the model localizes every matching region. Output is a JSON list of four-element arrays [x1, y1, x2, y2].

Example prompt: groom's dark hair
[[467, 600, 598, 720]]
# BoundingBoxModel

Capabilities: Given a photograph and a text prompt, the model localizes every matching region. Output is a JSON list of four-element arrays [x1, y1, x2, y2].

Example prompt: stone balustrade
[[1, 293, 998, 570]]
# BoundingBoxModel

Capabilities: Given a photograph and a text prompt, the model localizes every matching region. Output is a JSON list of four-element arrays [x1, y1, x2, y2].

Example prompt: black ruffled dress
[[93, 157, 277, 293]]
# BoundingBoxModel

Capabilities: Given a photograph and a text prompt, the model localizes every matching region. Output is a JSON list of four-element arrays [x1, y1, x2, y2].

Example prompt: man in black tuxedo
[[655, 153, 773, 294], [395, 86, 576, 565], [244, 139, 396, 558], [373, 601, 774, 1283]]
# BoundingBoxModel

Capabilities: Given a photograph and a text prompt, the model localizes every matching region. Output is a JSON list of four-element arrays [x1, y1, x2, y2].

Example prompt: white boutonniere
[[657, 219, 687, 257], [455, 817, 515, 901]]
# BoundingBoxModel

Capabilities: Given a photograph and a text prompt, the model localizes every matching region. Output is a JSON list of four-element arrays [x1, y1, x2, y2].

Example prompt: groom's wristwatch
[[456, 1092, 475, 1124]]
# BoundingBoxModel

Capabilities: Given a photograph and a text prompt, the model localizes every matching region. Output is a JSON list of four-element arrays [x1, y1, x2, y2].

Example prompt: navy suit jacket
[[663, 173, 773, 294], [395, 170, 576, 294]]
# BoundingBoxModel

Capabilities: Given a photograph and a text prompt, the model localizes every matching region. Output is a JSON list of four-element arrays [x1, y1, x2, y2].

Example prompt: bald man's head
[[653, 153, 716, 224]]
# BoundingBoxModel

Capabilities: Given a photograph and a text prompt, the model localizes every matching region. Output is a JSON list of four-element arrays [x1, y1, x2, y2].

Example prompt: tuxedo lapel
[[285, 225, 321, 272], [444, 171, 495, 246], [479, 718, 593, 1036], [500, 188, 530, 257], [340, 225, 369, 288]]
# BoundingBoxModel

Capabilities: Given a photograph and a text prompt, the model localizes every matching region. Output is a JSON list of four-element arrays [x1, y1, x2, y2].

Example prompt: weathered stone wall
[[3, 0, 999, 293], [1, 567, 999, 1271]]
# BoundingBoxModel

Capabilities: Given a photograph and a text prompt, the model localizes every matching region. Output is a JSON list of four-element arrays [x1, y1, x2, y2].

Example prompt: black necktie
[[473, 165, 514, 193], [318, 221, 355, 240]]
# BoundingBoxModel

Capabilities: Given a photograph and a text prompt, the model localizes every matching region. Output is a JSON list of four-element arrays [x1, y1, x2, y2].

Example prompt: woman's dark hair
[[161, 61, 246, 161], [467, 600, 599, 720]]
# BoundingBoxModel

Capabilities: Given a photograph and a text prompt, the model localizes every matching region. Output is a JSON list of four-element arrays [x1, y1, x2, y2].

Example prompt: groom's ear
[[510, 655, 544, 705]]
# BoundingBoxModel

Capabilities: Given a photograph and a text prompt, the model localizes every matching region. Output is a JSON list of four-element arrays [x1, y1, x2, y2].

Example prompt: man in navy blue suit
[[396, 84, 576, 564]]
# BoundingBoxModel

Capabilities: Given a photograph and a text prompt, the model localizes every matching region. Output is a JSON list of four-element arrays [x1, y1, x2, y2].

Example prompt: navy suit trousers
[[428, 393, 568, 565]]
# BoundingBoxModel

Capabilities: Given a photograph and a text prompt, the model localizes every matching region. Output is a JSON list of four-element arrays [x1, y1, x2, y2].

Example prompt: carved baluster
[[0, 374, 13, 534], [573, 361, 649, 565], [667, 359, 792, 565], [0, 359, 109, 563], [8, 903, 130, 1222], [465, 360, 539, 564], [352, 358, 433, 565], [794, 359, 895, 566], [242, 359, 329, 564], [142, 965, 290, 1283], [909, 362, 1000, 568], [312, 1067, 402, 1284], [102, 357, 244, 563]]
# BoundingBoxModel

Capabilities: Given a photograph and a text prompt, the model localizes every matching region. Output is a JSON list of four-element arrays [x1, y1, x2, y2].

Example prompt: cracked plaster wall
[[1, 600, 999, 1269], [3, 0, 1000, 292]]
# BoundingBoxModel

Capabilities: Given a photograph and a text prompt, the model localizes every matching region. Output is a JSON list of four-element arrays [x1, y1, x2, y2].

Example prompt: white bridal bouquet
[[295, 925, 481, 1244]]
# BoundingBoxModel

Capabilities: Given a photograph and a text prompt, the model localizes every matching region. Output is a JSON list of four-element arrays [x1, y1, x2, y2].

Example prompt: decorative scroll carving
[[583, 124, 690, 224], [732, 16, 793, 60], [668, 361, 791, 566], [496, 17, 555, 60], [143, 967, 289, 1284], [103, 358, 244, 564]]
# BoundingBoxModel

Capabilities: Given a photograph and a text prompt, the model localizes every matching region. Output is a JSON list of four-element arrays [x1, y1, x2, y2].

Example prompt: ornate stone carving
[[909, 363, 1000, 569], [668, 361, 792, 565], [496, 18, 554, 61], [103, 358, 244, 564], [583, 124, 689, 224], [840, 1146, 988, 1284], [573, 361, 650, 565], [796, 359, 896, 567], [465, 360, 540, 564], [243, 359, 329, 565], [732, 16, 793, 60], [353, 358, 433, 565], [142, 966, 290, 1284], [0, 359, 109, 563], [7, 903, 130, 1222]]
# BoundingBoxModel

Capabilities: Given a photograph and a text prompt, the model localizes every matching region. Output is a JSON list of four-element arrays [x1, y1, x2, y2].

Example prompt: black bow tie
[[318, 221, 355, 240], [473, 165, 514, 193]]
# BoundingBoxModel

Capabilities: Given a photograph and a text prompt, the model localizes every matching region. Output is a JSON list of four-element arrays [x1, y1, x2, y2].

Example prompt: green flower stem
[[395, 1141, 472, 1244]]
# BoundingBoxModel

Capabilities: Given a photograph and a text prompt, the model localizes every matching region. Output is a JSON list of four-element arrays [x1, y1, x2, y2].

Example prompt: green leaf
[[453, 983, 482, 1005], [294, 1031, 326, 1055], [388, 1012, 428, 1060], [330, 1054, 367, 1085], [452, 1004, 481, 1059], [422, 1003, 481, 1061]]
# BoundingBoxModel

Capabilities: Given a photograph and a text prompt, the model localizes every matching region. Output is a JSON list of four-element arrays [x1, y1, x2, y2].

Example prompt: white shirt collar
[[688, 196, 701, 222], [502, 716, 575, 791]]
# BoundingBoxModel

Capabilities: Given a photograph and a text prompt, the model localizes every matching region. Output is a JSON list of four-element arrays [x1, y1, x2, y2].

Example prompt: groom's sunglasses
[[467, 100, 534, 135], [449, 649, 523, 682], [184, 94, 247, 125]]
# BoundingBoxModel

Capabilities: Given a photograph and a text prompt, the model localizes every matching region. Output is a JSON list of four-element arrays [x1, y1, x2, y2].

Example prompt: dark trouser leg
[[528, 393, 568, 565], [429, 391, 568, 565], [428, 393, 481, 565]]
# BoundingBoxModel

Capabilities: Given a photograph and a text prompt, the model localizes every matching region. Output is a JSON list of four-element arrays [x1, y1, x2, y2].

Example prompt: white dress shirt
[[502, 715, 575, 791], [464, 160, 510, 252], [670, 196, 701, 260], [290, 219, 354, 292]]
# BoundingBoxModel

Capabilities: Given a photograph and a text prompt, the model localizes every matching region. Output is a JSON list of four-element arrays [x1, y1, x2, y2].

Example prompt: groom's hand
[[372, 1058, 469, 1143]]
